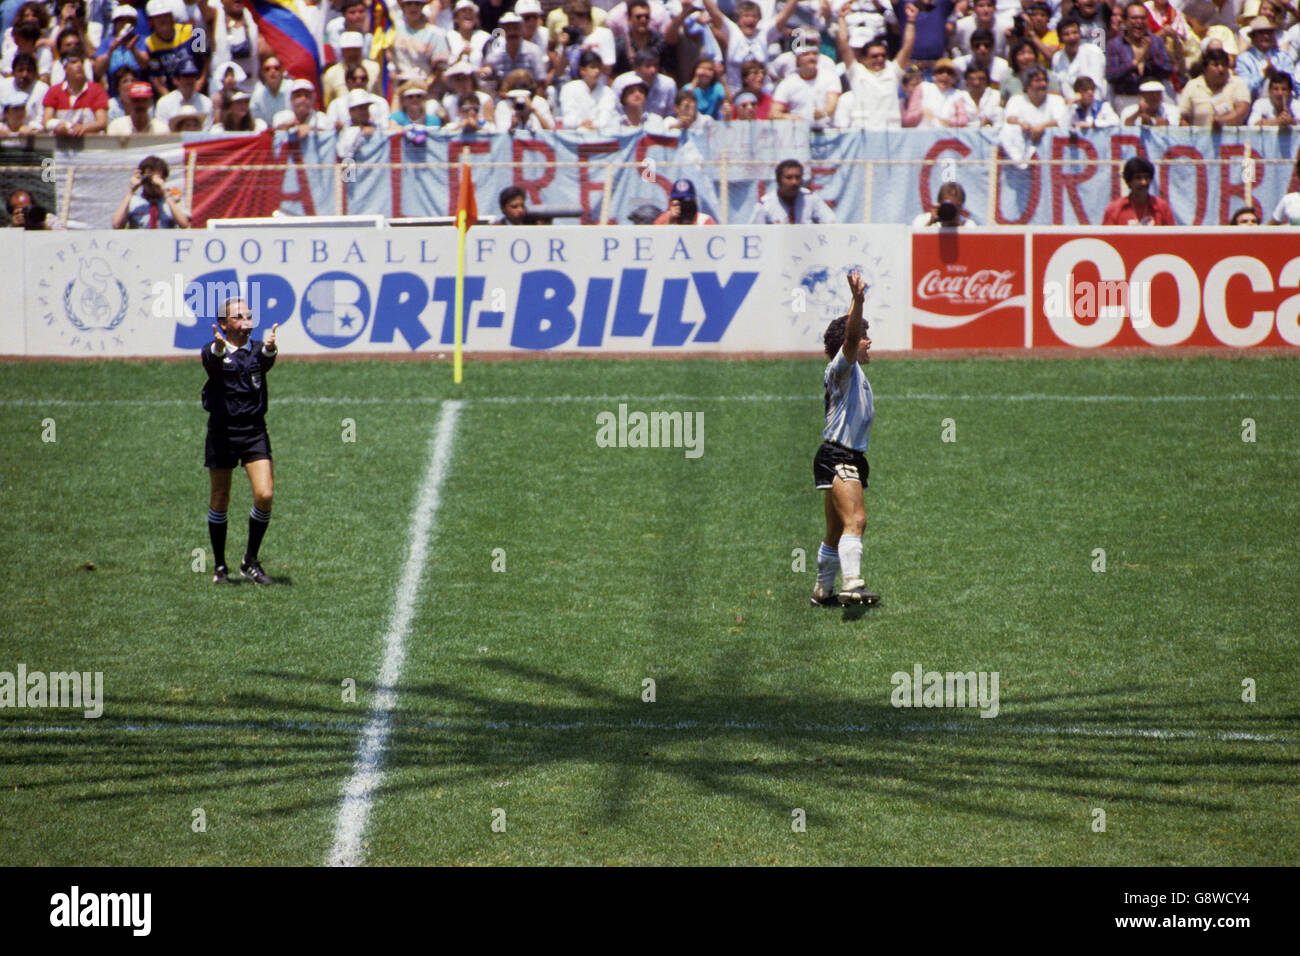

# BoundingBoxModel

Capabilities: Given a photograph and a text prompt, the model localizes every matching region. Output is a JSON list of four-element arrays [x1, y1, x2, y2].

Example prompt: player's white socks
[[817, 542, 839, 590], [838, 534, 863, 585]]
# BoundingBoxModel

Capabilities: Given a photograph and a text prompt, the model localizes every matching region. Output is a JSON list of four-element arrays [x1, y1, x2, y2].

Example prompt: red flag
[[456, 162, 477, 231]]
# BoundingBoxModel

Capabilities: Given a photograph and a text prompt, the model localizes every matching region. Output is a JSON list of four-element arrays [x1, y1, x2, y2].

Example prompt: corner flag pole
[[453, 161, 477, 384]]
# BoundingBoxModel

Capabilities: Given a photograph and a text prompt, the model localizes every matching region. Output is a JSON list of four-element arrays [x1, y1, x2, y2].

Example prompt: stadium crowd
[[7, 0, 1300, 141]]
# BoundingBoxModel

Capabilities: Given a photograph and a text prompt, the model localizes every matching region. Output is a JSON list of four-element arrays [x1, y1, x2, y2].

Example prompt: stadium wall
[[9, 225, 1300, 359]]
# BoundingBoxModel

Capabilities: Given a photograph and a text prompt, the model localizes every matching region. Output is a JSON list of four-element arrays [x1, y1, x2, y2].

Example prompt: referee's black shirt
[[201, 340, 277, 423]]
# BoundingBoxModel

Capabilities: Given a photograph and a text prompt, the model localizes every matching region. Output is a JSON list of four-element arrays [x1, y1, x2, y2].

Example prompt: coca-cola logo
[[917, 268, 1016, 305]]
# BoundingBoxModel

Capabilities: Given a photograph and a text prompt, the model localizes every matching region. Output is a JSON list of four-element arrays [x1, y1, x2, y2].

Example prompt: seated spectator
[[155, 63, 212, 130], [559, 49, 616, 129], [112, 154, 189, 228], [951, 0, 1013, 58], [725, 58, 770, 118], [211, 89, 265, 132], [839, 12, 916, 129], [1066, 74, 1119, 126], [50, 28, 96, 89], [211, 61, 248, 117], [1052, 14, 1108, 103], [1248, 68, 1300, 125], [702, 0, 797, 94], [446, 0, 493, 72], [389, 80, 442, 129], [0, 52, 49, 129], [1106, 2, 1173, 114], [611, 0, 674, 78], [272, 78, 332, 135], [1023, 1, 1061, 66], [439, 58, 491, 124], [617, 48, 677, 117], [771, 49, 839, 124], [443, 89, 496, 132], [209, 0, 260, 97], [729, 88, 759, 118], [682, 56, 725, 118], [1071, 0, 1114, 53], [912, 181, 977, 228], [918, 57, 972, 126], [387, 0, 450, 88], [324, 0, 372, 64], [250, 55, 291, 127], [1001, 38, 1061, 102], [750, 158, 835, 223], [953, 28, 1010, 90], [93, 4, 144, 87], [337, 89, 379, 159], [1121, 79, 1180, 124], [653, 177, 716, 223], [481, 11, 546, 86], [614, 72, 666, 129], [664, 85, 713, 129], [169, 103, 204, 131], [322, 32, 381, 107], [1237, 16, 1295, 99], [1178, 48, 1250, 126], [1, 5, 53, 83], [493, 68, 553, 131], [1103, 155, 1175, 224], [1000, 64, 1067, 166], [1, 88, 35, 134], [556, 0, 617, 82], [142, 0, 205, 96], [962, 63, 1005, 126], [42, 53, 108, 134], [900, 66, 924, 126], [106, 80, 167, 133]]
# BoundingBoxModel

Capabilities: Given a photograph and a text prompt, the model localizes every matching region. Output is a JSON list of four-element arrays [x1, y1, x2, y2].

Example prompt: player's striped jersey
[[823, 351, 874, 452]]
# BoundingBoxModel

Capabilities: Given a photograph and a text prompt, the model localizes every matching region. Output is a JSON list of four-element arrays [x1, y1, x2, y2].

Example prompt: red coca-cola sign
[[912, 233, 1027, 348]]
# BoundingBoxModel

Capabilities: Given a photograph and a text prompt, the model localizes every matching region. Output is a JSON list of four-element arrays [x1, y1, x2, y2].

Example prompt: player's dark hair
[[824, 315, 848, 358]]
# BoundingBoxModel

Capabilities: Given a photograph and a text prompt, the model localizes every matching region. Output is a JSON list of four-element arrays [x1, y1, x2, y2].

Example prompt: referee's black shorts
[[205, 418, 272, 469], [813, 440, 868, 490]]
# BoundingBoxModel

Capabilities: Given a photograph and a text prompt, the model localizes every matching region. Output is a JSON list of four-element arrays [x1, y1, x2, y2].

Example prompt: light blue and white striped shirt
[[823, 352, 874, 452]]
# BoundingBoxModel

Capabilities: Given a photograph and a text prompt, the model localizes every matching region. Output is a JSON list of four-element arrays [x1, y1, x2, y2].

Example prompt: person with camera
[[111, 155, 190, 228], [493, 67, 555, 131], [93, 3, 144, 84], [653, 179, 716, 224], [557, 0, 616, 83], [911, 180, 976, 228]]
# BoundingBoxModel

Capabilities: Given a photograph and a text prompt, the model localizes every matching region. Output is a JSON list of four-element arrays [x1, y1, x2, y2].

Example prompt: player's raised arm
[[841, 270, 867, 362]]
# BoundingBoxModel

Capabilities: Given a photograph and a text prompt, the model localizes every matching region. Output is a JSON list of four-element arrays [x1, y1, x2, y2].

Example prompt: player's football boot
[[239, 559, 271, 585], [810, 584, 839, 607], [213, 565, 230, 584], [837, 579, 880, 606]]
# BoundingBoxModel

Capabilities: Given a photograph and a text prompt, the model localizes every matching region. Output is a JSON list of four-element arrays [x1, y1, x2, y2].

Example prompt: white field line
[[1, 718, 1289, 744], [327, 399, 461, 868], [3, 393, 1300, 409]]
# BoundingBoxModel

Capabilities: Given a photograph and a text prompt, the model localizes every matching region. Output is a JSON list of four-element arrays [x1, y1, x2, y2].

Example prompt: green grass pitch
[[0, 354, 1297, 865]]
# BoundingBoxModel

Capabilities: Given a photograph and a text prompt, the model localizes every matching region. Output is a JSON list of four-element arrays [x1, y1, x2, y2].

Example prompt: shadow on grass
[[2, 657, 1296, 840]]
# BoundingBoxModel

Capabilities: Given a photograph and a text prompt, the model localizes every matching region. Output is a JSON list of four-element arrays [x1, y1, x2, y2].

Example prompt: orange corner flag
[[456, 162, 477, 233]]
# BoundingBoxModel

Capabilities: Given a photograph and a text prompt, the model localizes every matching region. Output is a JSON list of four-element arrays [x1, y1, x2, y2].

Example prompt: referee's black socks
[[208, 509, 228, 569], [246, 505, 271, 562]]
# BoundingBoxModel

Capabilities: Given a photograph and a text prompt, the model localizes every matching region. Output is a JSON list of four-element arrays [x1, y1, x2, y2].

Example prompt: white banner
[[17, 225, 910, 357]]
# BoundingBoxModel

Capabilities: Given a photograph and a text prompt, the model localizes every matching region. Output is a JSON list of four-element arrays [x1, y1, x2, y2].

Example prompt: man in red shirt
[[1102, 156, 1176, 225], [42, 56, 109, 137]]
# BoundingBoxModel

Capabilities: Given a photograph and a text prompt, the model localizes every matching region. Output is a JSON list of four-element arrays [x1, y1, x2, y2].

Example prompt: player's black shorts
[[205, 419, 272, 469], [813, 440, 868, 490]]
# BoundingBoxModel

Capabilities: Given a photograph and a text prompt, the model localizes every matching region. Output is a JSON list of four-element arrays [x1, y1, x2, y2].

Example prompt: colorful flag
[[248, 0, 324, 93], [453, 161, 476, 382], [456, 161, 478, 233]]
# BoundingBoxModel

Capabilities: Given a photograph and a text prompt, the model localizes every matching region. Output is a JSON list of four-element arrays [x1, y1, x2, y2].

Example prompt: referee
[[811, 270, 880, 607], [202, 298, 279, 585]]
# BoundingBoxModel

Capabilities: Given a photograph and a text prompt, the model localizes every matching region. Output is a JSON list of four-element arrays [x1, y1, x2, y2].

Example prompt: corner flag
[[453, 162, 477, 383]]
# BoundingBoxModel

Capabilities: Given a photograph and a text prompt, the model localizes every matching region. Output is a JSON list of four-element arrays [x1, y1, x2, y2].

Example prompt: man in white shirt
[[154, 63, 213, 129], [836, 6, 915, 130], [700, 0, 798, 93], [272, 78, 332, 135], [560, 49, 617, 129], [1000, 65, 1068, 166], [951, 0, 1013, 57], [106, 80, 168, 133], [751, 159, 836, 223], [1051, 14, 1108, 103], [772, 49, 840, 124]]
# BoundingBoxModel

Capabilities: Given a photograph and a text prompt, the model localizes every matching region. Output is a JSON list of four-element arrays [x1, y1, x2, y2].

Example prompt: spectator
[[481, 11, 546, 86], [729, 58, 771, 118], [653, 177, 716, 223], [324, 0, 372, 64], [664, 85, 712, 129], [388, 80, 438, 129], [962, 63, 1005, 126], [771, 48, 839, 123], [559, 48, 616, 128], [1, 52, 48, 128], [1000, 64, 1068, 166], [611, 0, 673, 78], [49, 28, 94, 89], [680, 55, 725, 120], [250, 55, 291, 127], [446, 0, 492, 72], [42, 53, 108, 134], [155, 63, 212, 129], [112, 154, 189, 228], [1068, 0, 1114, 52], [497, 185, 532, 224], [6, 187, 34, 225], [618, 47, 676, 117], [1053, 14, 1108, 102], [142, 0, 206, 96], [1, 4, 52, 82], [493, 67, 554, 131], [701, 0, 797, 94], [605, 0, 673, 42], [901, 0, 956, 67], [953, 27, 1011, 89], [211, 89, 264, 131], [1178, 47, 1250, 125], [556, 0, 615, 82], [1236, 15, 1295, 99], [663, 1, 724, 89], [104, 62, 137, 121], [1230, 205, 1260, 224], [0, 86, 33, 134], [767, 27, 840, 88], [917, 57, 972, 126], [322, 32, 381, 107], [1121, 77, 1179, 123], [952, 0, 1013, 58], [272, 77, 332, 135], [210, 61, 248, 117], [92, 3, 143, 85], [1023, 1, 1061, 67], [614, 72, 666, 128], [336, 88, 379, 159], [1066, 73, 1119, 125], [1102, 154, 1175, 224], [900, 65, 925, 125], [730, 88, 758, 118], [387, 0, 450, 88], [515, 0, 549, 55], [750, 158, 835, 223], [438, 58, 489, 124], [169, 102, 203, 130], [209, 0, 259, 97], [1001, 38, 1061, 101], [106, 79, 166, 132], [443, 88, 496, 132], [1248, 68, 1300, 124], [1269, 149, 1300, 223], [1143, 0, 1197, 73], [912, 180, 977, 227], [1106, 2, 1173, 113]]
